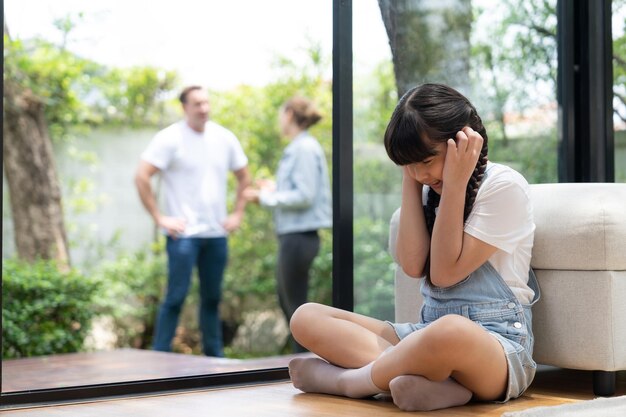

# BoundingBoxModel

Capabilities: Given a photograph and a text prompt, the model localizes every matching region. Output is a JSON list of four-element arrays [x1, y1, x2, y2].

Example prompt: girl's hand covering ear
[[442, 126, 483, 191], [403, 165, 421, 184]]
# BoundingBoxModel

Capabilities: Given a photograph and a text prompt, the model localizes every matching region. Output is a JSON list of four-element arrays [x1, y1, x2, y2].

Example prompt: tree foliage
[[4, 34, 180, 141], [4, 35, 100, 141], [93, 66, 179, 128], [471, 0, 557, 147]]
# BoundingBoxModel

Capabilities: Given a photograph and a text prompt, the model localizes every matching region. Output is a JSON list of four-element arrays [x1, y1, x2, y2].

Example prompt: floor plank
[[2, 349, 309, 392], [2, 367, 624, 416]]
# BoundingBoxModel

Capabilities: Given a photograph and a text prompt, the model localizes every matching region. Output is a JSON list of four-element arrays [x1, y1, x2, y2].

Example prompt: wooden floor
[[2, 348, 309, 392], [2, 367, 625, 416]]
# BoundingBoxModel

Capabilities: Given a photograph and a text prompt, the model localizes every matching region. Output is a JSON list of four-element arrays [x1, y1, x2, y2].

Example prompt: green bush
[[2, 259, 100, 359], [93, 241, 166, 350], [353, 217, 396, 321]]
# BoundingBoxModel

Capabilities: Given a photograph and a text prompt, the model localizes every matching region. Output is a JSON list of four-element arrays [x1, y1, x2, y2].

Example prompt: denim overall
[[392, 262, 541, 401]]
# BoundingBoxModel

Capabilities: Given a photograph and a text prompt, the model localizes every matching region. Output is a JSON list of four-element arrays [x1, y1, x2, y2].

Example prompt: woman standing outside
[[244, 96, 332, 352]]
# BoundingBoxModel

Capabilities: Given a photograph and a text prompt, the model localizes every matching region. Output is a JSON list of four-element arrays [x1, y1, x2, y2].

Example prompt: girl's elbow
[[430, 270, 465, 288], [398, 260, 425, 279], [397, 252, 426, 277], [430, 274, 447, 287]]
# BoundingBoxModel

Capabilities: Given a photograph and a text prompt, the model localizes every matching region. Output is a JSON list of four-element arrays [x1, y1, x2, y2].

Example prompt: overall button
[[507, 302, 516, 309], [513, 322, 522, 329]]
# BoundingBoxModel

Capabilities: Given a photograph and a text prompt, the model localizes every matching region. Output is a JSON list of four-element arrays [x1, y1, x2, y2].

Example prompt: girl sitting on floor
[[288, 83, 539, 412]]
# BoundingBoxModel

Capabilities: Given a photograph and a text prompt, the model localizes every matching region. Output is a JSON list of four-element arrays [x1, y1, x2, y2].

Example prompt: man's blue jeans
[[153, 236, 227, 357]]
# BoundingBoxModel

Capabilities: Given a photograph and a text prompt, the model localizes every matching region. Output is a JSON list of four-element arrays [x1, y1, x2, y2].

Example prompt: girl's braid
[[464, 141, 488, 221], [423, 188, 440, 236]]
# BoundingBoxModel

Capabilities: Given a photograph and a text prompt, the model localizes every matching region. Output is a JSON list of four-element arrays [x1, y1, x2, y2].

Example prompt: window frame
[[558, 0, 614, 182]]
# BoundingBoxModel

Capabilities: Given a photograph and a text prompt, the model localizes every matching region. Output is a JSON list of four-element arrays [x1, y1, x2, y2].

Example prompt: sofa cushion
[[532, 269, 626, 370], [529, 183, 626, 271]]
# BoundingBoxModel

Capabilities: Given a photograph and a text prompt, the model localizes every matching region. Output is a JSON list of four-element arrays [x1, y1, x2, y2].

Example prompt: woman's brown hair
[[283, 96, 322, 129]]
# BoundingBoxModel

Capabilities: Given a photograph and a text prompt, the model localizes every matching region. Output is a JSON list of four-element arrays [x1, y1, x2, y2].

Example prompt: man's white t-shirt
[[463, 162, 536, 304], [141, 120, 248, 238]]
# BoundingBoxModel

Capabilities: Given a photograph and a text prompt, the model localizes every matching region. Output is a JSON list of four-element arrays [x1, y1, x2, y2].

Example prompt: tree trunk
[[3, 81, 71, 265], [378, 0, 472, 98]]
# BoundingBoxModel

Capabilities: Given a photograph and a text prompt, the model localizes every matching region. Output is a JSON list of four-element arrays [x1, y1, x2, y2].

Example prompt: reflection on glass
[[614, 0, 626, 182], [2, 0, 332, 393], [353, 0, 558, 320]]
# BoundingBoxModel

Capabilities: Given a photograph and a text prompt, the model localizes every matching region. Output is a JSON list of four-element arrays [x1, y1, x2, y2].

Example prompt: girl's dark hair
[[283, 96, 322, 129], [383, 84, 489, 275]]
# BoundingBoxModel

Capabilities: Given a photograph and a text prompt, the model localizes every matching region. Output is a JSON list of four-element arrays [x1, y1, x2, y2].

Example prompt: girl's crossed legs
[[288, 302, 508, 411]]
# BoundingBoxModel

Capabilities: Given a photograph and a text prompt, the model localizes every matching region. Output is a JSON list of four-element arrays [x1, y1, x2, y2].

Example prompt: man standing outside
[[135, 86, 251, 357]]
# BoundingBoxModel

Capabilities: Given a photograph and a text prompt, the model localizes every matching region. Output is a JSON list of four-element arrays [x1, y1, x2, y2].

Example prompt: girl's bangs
[[385, 115, 438, 166]]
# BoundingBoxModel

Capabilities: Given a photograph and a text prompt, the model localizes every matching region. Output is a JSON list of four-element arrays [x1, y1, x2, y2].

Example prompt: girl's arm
[[396, 166, 430, 278], [429, 127, 497, 287]]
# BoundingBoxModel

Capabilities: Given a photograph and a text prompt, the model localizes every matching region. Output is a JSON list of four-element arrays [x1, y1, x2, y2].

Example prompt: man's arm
[[134, 160, 185, 236], [223, 165, 252, 232]]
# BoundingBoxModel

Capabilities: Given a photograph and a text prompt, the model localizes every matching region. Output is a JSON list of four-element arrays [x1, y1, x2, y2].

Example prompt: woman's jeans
[[153, 236, 227, 357]]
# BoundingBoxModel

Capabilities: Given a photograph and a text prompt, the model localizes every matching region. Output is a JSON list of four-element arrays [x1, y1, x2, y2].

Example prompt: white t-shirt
[[463, 162, 536, 303], [141, 120, 248, 238]]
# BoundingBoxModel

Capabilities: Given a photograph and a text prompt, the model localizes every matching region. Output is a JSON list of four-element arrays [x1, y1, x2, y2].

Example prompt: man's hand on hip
[[157, 216, 187, 238]]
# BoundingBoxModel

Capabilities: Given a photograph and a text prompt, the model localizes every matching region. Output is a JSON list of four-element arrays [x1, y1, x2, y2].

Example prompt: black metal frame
[[0, 369, 289, 408], [557, 0, 614, 182], [332, 0, 354, 311], [1, 0, 618, 409]]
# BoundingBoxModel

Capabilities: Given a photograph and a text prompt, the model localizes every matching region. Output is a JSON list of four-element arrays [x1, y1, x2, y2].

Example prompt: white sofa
[[390, 183, 626, 396]]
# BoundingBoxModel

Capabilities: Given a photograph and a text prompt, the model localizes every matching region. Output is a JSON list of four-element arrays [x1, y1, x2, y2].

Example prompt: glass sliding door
[[352, 0, 558, 318], [2, 0, 332, 400], [352, 0, 399, 320]]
